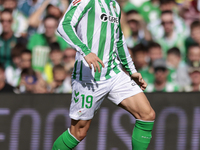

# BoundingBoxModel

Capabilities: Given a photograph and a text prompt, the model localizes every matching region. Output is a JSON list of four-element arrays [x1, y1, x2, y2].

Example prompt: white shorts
[[69, 71, 143, 120]]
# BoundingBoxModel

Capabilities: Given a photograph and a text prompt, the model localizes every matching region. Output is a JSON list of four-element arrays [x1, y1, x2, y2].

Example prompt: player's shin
[[52, 128, 80, 150], [132, 119, 154, 150]]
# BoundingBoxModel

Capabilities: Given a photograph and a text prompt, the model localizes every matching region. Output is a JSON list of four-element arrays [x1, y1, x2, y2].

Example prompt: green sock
[[132, 119, 154, 150], [52, 128, 80, 150]]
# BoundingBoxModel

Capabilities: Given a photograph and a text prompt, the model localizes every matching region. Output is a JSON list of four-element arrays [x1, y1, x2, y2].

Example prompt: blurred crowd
[[0, 0, 200, 93]]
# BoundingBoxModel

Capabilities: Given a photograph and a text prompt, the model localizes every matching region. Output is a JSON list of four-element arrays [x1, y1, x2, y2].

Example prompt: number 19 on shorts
[[81, 94, 93, 108]]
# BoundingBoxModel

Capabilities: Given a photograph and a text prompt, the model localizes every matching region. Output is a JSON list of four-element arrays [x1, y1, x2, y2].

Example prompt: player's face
[[44, 18, 58, 38], [0, 12, 13, 33], [188, 47, 200, 62], [161, 14, 174, 34]]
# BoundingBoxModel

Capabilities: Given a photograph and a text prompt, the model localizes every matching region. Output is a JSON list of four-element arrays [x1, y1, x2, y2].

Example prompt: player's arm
[[57, 0, 104, 72], [116, 12, 147, 90]]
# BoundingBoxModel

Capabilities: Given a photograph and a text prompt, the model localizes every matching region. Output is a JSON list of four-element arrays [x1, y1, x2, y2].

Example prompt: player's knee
[[145, 109, 156, 121], [140, 109, 156, 121], [149, 109, 156, 120]]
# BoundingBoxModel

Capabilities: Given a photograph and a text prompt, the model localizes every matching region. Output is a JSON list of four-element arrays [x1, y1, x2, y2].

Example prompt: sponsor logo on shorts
[[78, 110, 82, 116], [100, 13, 119, 24], [131, 82, 136, 86]]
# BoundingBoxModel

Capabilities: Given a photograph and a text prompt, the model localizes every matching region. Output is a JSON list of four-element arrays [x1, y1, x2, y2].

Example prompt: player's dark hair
[[53, 64, 65, 73], [148, 41, 161, 51], [167, 47, 181, 57], [49, 42, 61, 53], [190, 20, 200, 30], [130, 43, 147, 55], [126, 10, 138, 16], [0, 63, 5, 71], [160, 0, 175, 5]]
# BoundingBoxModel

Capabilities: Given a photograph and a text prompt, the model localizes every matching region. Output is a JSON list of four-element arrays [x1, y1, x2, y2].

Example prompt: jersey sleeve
[[57, 0, 92, 57], [116, 12, 137, 75]]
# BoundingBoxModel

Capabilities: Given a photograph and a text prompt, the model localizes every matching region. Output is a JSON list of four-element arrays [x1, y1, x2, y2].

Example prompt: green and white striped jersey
[[57, 0, 137, 82]]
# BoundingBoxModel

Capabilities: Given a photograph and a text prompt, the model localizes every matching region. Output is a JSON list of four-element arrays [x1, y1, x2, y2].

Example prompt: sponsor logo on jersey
[[100, 13, 119, 24], [73, 0, 81, 6]]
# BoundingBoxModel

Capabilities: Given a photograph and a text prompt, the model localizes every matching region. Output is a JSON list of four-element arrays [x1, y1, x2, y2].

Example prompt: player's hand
[[131, 72, 147, 91], [84, 52, 105, 72]]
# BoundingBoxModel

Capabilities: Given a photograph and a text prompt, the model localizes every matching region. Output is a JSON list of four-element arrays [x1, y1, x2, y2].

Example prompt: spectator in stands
[[1, 0, 28, 37], [0, 9, 17, 68], [63, 47, 76, 75], [155, 10, 186, 58], [138, 0, 160, 23], [159, 0, 177, 11], [182, 61, 200, 92], [50, 64, 72, 93], [166, 47, 190, 87], [28, 0, 67, 34], [33, 77, 48, 94], [20, 49, 32, 70], [148, 0, 189, 41], [187, 44, 200, 63], [145, 58, 179, 92], [125, 10, 150, 48], [178, 0, 200, 26], [139, 42, 163, 84], [17, 68, 38, 93], [185, 21, 200, 50], [44, 42, 63, 83], [129, 44, 148, 71], [17, 0, 44, 17], [5, 44, 25, 87], [0, 63, 14, 93], [148, 42, 163, 62], [27, 15, 68, 73]]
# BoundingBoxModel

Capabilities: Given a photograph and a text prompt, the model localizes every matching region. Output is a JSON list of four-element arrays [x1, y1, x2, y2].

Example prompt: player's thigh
[[70, 119, 92, 141], [119, 92, 155, 121]]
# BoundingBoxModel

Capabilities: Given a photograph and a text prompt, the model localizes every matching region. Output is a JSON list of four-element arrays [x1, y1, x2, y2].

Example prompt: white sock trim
[[68, 128, 80, 143], [136, 119, 155, 122]]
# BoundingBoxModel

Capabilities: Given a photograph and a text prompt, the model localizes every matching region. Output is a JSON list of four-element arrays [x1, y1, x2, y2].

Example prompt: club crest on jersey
[[100, 13, 119, 24], [73, 0, 81, 6]]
